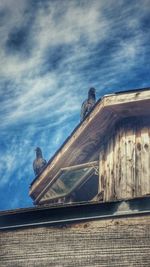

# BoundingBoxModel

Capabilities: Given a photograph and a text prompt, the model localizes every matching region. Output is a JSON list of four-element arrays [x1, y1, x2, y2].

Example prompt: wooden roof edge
[[29, 87, 150, 196], [113, 86, 150, 95], [103, 87, 150, 106]]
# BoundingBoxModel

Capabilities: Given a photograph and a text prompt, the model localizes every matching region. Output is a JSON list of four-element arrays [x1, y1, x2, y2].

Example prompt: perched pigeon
[[33, 147, 47, 176], [80, 87, 96, 121]]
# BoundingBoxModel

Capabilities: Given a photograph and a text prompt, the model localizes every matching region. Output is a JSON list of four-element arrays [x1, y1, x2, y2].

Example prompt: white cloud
[[0, 0, 109, 80], [31, 0, 107, 48], [0, 0, 108, 130]]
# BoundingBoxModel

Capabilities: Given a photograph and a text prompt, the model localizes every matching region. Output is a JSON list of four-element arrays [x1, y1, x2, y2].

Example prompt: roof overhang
[[29, 88, 150, 203]]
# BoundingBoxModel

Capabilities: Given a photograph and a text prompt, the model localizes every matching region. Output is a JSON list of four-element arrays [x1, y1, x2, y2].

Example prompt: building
[[0, 88, 150, 266], [30, 87, 150, 205]]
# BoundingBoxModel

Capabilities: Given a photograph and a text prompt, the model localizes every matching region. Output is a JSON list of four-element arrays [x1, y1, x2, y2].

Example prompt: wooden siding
[[0, 215, 150, 267], [99, 117, 150, 201]]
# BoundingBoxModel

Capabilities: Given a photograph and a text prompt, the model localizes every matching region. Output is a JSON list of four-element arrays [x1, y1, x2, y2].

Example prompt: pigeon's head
[[88, 87, 96, 97], [35, 147, 42, 158]]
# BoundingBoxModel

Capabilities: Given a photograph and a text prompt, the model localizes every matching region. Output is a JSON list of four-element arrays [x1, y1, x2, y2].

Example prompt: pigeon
[[33, 147, 47, 176], [80, 87, 96, 121]]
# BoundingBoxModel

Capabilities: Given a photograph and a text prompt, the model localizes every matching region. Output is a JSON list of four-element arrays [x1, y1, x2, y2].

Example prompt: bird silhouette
[[80, 88, 96, 121], [33, 147, 47, 176]]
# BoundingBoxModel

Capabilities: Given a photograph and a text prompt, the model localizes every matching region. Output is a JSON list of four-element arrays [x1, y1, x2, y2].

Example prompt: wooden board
[[0, 215, 150, 267]]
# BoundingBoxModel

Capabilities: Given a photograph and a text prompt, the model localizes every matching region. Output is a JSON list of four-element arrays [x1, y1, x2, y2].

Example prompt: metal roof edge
[[0, 196, 150, 231]]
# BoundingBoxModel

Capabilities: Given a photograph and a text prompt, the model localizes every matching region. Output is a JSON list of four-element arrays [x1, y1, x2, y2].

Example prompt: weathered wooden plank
[[112, 127, 119, 200], [141, 127, 150, 196], [109, 133, 115, 200], [119, 125, 127, 199], [0, 215, 150, 267], [135, 125, 142, 196], [98, 146, 105, 194], [130, 124, 136, 198], [125, 128, 132, 198], [105, 142, 110, 202], [125, 126, 136, 198]]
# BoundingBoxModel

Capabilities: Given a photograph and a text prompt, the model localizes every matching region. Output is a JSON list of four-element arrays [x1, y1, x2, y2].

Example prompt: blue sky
[[0, 0, 150, 211]]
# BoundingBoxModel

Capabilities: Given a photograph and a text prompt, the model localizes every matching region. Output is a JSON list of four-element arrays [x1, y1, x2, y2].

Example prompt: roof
[[29, 87, 150, 203], [0, 196, 150, 230]]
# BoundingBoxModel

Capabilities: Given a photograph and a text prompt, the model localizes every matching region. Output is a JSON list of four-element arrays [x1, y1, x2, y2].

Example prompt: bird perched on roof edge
[[33, 147, 47, 176], [80, 87, 96, 121]]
